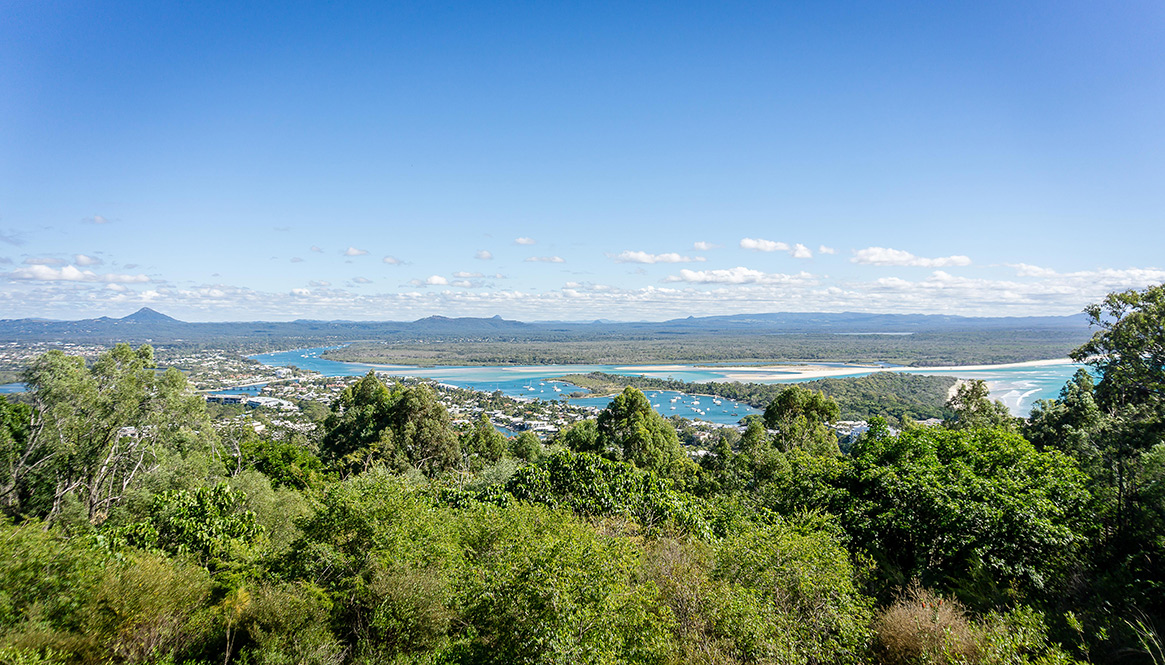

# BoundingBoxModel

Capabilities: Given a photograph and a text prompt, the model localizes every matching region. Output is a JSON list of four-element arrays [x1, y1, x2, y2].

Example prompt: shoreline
[[697, 358, 1079, 383], [252, 346, 1080, 384]]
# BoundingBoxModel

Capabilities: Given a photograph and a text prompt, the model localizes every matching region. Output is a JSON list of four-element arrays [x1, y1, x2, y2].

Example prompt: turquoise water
[[250, 348, 1086, 419], [0, 351, 1084, 421], [249, 348, 763, 425]]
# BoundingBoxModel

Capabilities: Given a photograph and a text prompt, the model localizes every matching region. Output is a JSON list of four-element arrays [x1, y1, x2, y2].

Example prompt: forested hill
[[0, 307, 1092, 365], [559, 371, 958, 424]]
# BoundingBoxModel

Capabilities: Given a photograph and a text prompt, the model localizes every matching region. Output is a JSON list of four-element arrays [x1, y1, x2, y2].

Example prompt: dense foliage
[[2, 285, 1164, 663]]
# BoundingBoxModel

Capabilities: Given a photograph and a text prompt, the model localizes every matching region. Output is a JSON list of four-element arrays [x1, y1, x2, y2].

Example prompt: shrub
[[874, 584, 978, 665], [238, 582, 344, 665], [873, 585, 1080, 665]]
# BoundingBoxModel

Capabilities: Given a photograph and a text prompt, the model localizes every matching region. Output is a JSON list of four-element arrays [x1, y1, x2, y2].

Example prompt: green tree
[[763, 385, 841, 454], [713, 514, 873, 664], [1062, 284, 1165, 632], [239, 438, 325, 490], [843, 424, 1089, 601], [504, 450, 710, 537], [1025, 369, 1104, 470], [596, 387, 693, 478], [119, 482, 264, 568], [555, 419, 601, 455], [509, 430, 542, 462], [320, 372, 398, 474], [2, 344, 213, 523], [1073, 283, 1165, 412], [456, 503, 673, 664], [461, 413, 507, 470], [321, 372, 460, 476], [945, 379, 1017, 431], [0, 399, 31, 514]]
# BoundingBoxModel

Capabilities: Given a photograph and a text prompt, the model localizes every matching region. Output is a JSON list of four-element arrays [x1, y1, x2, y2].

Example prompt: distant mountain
[[0, 308, 1091, 346], [119, 307, 182, 324], [650, 311, 1093, 332]]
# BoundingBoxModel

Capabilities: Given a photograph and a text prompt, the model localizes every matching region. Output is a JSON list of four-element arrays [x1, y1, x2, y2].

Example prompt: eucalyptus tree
[[2, 343, 213, 523]]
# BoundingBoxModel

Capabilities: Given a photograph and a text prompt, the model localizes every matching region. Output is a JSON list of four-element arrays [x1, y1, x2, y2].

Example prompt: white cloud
[[525, 256, 565, 263], [1011, 263, 1058, 277], [426, 275, 448, 285], [665, 267, 815, 285], [515, 237, 536, 245], [291, 288, 311, 297], [740, 238, 790, 252], [344, 246, 369, 256], [818, 245, 836, 255], [24, 257, 66, 266], [310, 245, 323, 253], [308, 280, 331, 287], [475, 250, 493, 260], [8, 264, 150, 283], [454, 271, 484, 278], [83, 215, 110, 225], [851, 247, 972, 268], [740, 238, 816, 259], [74, 254, 103, 266], [612, 251, 705, 264], [693, 241, 719, 251], [383, 255, 403, 265], [352, 276, 372, 284], [290, 257, 304, 263]]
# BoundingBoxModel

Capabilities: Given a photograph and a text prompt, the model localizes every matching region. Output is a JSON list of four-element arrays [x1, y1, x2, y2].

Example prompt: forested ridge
[[322, 327, 1090, 367], [2, 286, 1164, 664]]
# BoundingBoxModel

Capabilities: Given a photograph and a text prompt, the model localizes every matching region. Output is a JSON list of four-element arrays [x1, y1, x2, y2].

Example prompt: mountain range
[[0, 307, 1092, 346]]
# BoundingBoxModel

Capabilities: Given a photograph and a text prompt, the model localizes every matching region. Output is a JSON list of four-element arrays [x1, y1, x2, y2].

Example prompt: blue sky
[[2, 1, 1163, 321]]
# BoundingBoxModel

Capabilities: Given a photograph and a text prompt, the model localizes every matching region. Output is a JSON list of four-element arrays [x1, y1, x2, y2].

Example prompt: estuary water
[[249, 348, 1086, 421]]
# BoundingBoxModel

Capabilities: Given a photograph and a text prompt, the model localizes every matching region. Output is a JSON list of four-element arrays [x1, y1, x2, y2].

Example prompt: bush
[[873, 584, 1080, 665], [713, 513, 873, 665], [874, 585, 978, 665], [238, 582, 343, 665], [453, 502, 672, 664], [82, 554, 215, 664]]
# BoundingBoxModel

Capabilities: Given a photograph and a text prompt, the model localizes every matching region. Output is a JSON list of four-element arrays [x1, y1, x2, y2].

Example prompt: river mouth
[[248, 348, 1085, 418]]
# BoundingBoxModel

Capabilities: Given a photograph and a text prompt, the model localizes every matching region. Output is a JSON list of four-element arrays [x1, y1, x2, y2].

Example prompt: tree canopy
[[321, 372, 460, 476], [2, 343, 213, 523]]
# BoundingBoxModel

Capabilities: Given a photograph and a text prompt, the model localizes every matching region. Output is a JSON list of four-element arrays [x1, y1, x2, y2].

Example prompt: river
[[248, 348, 1086, 421]]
